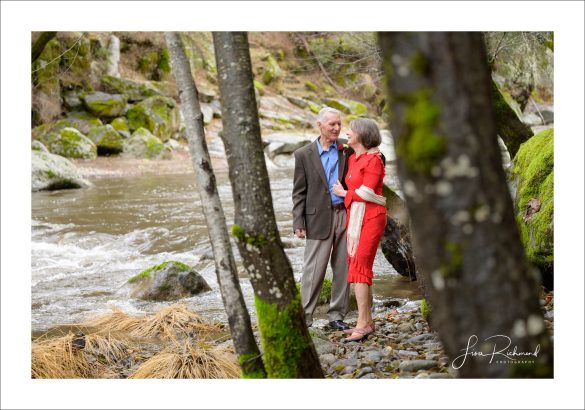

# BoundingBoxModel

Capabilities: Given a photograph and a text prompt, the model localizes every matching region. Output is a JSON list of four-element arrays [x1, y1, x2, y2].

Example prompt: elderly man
[[292, 107, 350, 330]]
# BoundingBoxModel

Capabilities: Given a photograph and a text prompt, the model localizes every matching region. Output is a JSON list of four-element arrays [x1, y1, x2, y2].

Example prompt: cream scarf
[[347, 185, 386, 257]]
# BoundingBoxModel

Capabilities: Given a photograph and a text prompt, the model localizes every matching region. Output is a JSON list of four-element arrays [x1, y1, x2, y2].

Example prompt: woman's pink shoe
[[343, 327, 373, 343], [343, 322, 375, 334]]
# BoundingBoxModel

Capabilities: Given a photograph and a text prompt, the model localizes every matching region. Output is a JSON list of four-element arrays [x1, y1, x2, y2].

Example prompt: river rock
[[123, 128, 168, 159], [32, 140, 49, 152], [319, 353, 337, 366], [128, 261, 211, 301], [399, 360, 438, 372], [83, 92, 128, 118], [32, 112, 104, 141], [37, 127, 97, 159], [264, 133, 313, 158], [407, 333, 436, 343], [127, 96, 181, 142], [110, 117, 131, 138], [62, 90, 84, 110], [101, 75, 162, 102], [258, 95, 315, 130], [32, 150, 91, 191], [312, 336, 337, 355], [87, 124, 125, 155]]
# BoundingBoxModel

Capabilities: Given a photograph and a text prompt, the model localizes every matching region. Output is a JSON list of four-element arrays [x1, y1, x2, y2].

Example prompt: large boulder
[[128, 261, 211, 301], [512, 129, 554, 285], [322, 98, 367, 116], [32, 112, 103, 140], [258, 95, 314, 131], [83, 91, 128, 118], [87, 124, 125, 155], [123, 127, 169, 159], [101, 75, 163, 102], [127, 96, 181, 142], [32, 150, 91, 191], [37, 127, 97, 159], [109, 117, 131, 138], [264, 133, 313, 158]]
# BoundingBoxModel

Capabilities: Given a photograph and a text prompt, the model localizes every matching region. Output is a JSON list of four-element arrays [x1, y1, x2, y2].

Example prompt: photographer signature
[[452, 334, 540, 369]]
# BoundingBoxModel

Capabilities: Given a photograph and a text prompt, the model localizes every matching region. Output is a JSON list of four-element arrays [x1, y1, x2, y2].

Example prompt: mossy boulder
[[32, 150, 91, 191], [128, 261, 211, 301], [512, 129, 554, 280], [87, 125, 125, 155], [126, 96, 181, 142], [38, 127, 97, 159], [33, 113, 104, 141], [262, 55, 282, 85], [322, 98, 367, 116], [123, 127, 168, 159], [83, 92, 128, 118], [101, 75, 162, 102], [109, 117, 131, 138], [31, 140, 49, 152]]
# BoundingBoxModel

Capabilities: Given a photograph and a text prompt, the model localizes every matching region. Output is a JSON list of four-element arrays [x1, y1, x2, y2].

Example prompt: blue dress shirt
[[316, 139, 343, 206]]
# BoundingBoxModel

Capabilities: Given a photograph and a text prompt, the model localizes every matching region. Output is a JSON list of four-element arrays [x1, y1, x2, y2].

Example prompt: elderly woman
[[332, 118, 387, 342]]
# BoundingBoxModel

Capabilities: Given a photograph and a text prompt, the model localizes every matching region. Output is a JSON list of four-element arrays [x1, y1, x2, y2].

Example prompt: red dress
[[344, 153, 387, 285]]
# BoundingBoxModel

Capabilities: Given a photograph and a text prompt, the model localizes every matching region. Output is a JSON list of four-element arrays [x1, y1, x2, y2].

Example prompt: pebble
[[399, 360, 439, 372], [397, 350, 418, 358], [357, 366, 374, 378]]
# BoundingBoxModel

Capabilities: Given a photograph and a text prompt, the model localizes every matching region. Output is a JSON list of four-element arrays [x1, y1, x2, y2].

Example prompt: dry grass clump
[[83, 304, 217, 342], [32, 331, 132, 379], [129, 341, 240, 379]]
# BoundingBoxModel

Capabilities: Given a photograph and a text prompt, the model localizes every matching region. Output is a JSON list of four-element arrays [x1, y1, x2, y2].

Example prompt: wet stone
[[399, 360, 439, 372]]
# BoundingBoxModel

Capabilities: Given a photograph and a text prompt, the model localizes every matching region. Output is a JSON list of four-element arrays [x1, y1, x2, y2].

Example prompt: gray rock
[[359, 350, 382, 363], [319, 353, 337, 366], [399, 322, 414, 333], [200, 103, 214, 125], [127, 96, 181, 142], [62, 90, 84, 110], [312, 336, 337, 355], [31, 140, 49, 152], [31, 150, 91, 192], [356, 366, 374, 378], [128, 261, 211, 301], [83, 92, 128, 118], [359, 372, 377, 379], [123, 128, 168, 159], [407, 333, 436, 343], [286, 95, 311, 109], [425, 353, 440, 361], [87, 124, 125, 155], [429, 372, 453, 379], [397, 350, 418, 358], [544, 310, 554, 321], [264, 133, 313, 158], [399, 360, 439, 372], [37, 127, 97, 159]]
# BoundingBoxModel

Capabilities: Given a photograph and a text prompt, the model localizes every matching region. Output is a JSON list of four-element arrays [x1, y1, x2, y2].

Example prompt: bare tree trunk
[[31, 31, 57, 63], [212, 31, 323, 378], [165, 32, 265, 378], [379, 32, 553, 378]]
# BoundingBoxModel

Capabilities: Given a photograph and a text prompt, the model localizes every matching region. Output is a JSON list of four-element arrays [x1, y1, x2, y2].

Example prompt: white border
[[2, 1, 584, 409]]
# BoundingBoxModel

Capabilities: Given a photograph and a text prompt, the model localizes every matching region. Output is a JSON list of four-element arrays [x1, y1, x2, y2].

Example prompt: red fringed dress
[[344, 153, 387, 285]]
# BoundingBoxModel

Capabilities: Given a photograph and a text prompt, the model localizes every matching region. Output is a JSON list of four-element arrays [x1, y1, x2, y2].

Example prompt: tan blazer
[[292, 139, 349, 240]]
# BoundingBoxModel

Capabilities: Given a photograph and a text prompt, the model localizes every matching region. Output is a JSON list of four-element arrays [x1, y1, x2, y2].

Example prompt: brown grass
[[31, 332, 132, 379], [129, 340, 240, 379], [82, 303, 218, 342]]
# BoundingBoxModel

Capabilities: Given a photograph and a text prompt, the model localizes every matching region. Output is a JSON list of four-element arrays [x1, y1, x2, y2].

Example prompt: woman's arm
[[343, 156, 384, 208]]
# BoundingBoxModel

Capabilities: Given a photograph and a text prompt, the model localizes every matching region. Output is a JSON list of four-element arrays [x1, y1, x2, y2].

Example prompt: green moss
[[305, 80, 318, 92], [262, 55, 282, 85], [158, 48, 171, 73], [253, 80, 266, 95], [395, 88, 446, 174], [409, 51, 429, 75], [254, 293, 310, 378], [512, 129, 554, 269], [128, 261, 190, 283], [46, 170, 56, 178], [295, 278, 331, 305], [238, 353, 267, 379], [421, 298, 431, 321], [308, 103, 322, 114], [231, 224, 267, 248]]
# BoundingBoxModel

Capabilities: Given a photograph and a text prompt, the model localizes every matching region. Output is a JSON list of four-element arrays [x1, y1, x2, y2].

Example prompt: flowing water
[[31, 138, 421, 334]]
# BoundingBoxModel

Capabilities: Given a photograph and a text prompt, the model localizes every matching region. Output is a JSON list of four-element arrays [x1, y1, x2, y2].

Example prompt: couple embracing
[[292, 107, 387, 343]]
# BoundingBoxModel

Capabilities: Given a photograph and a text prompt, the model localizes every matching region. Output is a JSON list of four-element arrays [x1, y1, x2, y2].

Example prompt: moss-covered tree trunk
[[213, 31, 323, 378], [491, 79, 534, 158], [379, 32, 553, 378], [165, 32, 265, 378], [31, 31, 57, 63]]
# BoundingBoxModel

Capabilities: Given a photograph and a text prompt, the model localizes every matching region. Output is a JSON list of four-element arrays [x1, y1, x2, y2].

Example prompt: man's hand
[[295, 228, 306, 239]]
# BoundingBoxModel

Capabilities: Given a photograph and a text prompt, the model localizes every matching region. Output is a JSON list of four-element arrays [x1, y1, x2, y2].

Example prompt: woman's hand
[[332, 180, 347, 197]]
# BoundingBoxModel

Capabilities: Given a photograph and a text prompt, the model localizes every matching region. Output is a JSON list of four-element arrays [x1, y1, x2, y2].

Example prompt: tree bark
[[491, 79, 534, 158], [213, 31, 323, 378], [164, 32, 265, 378], [32, 32, 57, 63], [379, 32, 553, 378]]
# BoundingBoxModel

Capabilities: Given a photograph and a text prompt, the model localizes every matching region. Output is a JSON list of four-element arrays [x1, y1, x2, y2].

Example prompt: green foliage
[[395, 88, 446, 174], [128, 261, 191, 283], [158, 48, 171, 73], [295, 278, 331, 305], [421, 298, 431, 321], [512, 129, 554, 269], [254, 294, 309, 378]]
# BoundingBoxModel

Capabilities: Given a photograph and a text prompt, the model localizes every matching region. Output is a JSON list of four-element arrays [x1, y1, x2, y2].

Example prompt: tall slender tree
[[379, 32, 553, 377], [212, 31, 323, 378], [164, 32, 265, 378]]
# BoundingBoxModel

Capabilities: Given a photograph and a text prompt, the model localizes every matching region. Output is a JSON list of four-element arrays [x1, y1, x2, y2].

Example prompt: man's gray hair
[[316, 106, 342, 122]]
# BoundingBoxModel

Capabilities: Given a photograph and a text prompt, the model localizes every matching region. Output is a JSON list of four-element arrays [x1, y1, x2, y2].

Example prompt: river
[[31, 138, 421, 334]]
